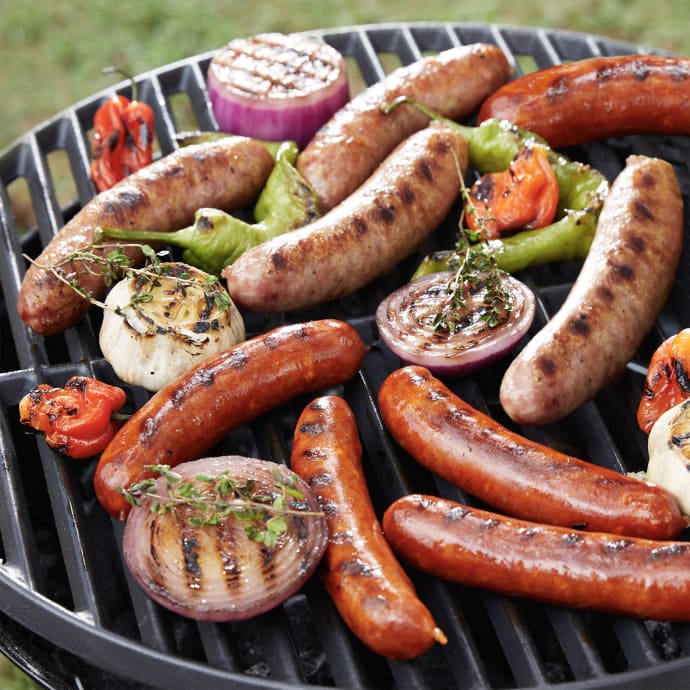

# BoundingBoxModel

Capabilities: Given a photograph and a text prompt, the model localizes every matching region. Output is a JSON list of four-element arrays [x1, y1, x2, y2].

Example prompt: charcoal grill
[[2, 21, 690, 690]]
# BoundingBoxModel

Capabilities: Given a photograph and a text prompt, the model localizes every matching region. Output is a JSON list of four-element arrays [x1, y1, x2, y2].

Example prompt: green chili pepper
[[383, 98, 609, 277], [98, 140, 319, 276]]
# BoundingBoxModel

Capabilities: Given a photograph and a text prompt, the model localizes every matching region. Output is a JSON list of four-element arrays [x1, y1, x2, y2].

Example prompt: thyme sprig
[[432, 178, 513, 334], [119, 464, 323, 547], [23, 241, 231, 315]]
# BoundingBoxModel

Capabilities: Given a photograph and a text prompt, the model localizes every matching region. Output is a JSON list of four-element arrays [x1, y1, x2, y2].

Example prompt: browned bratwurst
[[500, 155, 683, 426], [378, 366, 686, 539], [17, 137, 275, 336], [477, 54, 690, 149], [225, 122, 468, 313], [94, 319, 367, 520], [383, 494, 690, 621], [298, 42, 512, 212], [290, 395, 446, 660]]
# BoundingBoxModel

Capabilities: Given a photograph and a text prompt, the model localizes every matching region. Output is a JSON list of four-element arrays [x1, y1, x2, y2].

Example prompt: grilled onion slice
[[100, 262, 245, 392], [376, 271, 536, 376], [207, 32, 349, 148], [122, 456, 328, 621]]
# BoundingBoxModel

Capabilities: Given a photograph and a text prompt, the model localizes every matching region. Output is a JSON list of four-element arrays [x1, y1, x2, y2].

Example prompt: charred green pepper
[[98, 140, 319, 276], [383, 98, 609, 277]]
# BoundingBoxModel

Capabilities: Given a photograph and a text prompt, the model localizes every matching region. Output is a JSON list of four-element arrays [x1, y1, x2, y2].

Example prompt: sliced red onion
[[207, 33, 350, 149], [376, 271, 536, 376], [122, 455, 328, 621]]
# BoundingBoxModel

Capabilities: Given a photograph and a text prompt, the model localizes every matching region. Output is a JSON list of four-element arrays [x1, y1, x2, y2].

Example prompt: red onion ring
[[376, 271, 536, 376], [207, 33, 350, 149], [122, 455, 328, 621]]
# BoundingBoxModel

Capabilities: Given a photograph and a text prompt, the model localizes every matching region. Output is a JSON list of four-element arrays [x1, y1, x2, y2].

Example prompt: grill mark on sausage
[[633, 198, 655, 221], [568, 313, 590, 337]]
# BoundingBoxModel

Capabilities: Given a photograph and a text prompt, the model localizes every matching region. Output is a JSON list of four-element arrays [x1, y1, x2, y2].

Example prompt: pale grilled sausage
[[298, 43, 512, 211], [225, 122, 468, 313], [500, 155, 683, 426], [18, 137, 275, 335]]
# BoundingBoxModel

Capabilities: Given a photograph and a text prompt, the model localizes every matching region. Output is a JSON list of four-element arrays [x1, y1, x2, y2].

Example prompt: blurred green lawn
[[0, 0, 688, 686], [2, 0, 689, 151]]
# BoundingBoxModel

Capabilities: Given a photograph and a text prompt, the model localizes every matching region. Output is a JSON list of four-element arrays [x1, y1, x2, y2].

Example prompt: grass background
[[2, 0, 690, 152], [1, 0, 689, 686]]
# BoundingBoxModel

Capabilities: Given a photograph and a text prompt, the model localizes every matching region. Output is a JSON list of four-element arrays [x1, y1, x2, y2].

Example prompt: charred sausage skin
[[298, 42, 512, 211], [225, 122, 468, 313], [94, 319, 368, 520], [500, 155, 683, 426], [290, 395, 445, 660], [18, 137, 275, 336], [477, 54, 690, 148], [378, 365, 686, 539], [383, 493, 690, 621]]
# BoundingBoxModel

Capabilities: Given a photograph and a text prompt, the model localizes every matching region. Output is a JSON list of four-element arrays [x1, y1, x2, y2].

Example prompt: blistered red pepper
[[19, 376, 127, 459], [89, 76, 154, 192], [465, 143, 559, 240], [637, 329, 690, 434]]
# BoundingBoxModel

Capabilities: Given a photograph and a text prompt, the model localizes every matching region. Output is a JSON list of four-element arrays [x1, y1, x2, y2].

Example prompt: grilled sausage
[[224, 122, 468, 313], [298, 42, 512, 211], [290, 395, 446, 659], [383, 493, 690, 622], [499, 155, 683, 426], [377, 365, 686, 539], [17, 137, 275, 336], [94, 319, 367, 520], [477, 54, 690, 149]]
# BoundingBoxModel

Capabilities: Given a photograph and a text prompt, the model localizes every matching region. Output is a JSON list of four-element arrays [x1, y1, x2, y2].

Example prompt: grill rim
[[1, 20, 689, 690]]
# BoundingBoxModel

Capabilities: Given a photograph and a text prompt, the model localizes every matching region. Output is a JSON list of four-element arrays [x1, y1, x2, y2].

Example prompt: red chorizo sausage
[[477, 54, 690, 149], [224, 122, 468, 313], [499, 155, 683, 426], [95, 319, 367, 520], [377, 365, 686, 539], [17, 137, 275, 336], [383, 493, 690, 621], [298, 42, 512, 211], [290, 395, 446, 659]]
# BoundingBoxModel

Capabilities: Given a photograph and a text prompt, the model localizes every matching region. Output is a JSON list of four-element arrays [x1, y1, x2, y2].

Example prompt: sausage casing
[[225, 122, 468, 313], [95, 319, 367, 520], [18, 137, 275, 335], [290, 395, 445, 659], [383, 493, 690, 621], [477, 54, 690, 148], [499, 155, 683, 426], [377, 365, 686, 539], [299, 43, 512, 211]]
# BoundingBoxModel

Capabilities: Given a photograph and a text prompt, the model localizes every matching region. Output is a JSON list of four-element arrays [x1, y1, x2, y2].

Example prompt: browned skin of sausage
[[378, 366, 686, 539], [298, 43, 512, 212], [94, 319, 367, 520], [499, 155, 683, 426], [477, 55, 690, 149], [17, 137, 275, 336], [225, 122, 468, 313], [383, 494, 690, 621], [290, 395, 446, 659]]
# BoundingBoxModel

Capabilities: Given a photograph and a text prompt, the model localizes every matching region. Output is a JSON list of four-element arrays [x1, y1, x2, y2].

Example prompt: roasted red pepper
[[637, 329, 690, 434], [465, 143, 559, 240], [19, 376, 127, 459], [89, 72, 154, 192]]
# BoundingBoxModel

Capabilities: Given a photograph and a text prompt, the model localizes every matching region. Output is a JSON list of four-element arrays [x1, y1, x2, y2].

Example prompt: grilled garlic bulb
[[100, 262, 245, 391], [647, 398, 690, 516]]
